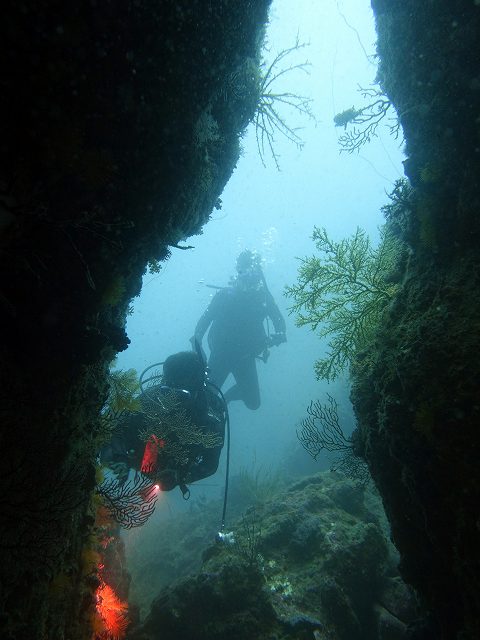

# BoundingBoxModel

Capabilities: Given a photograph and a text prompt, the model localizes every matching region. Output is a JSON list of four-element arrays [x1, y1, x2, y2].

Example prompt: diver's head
[[163, 351, 205, 394], [233, 249, 263, 291]]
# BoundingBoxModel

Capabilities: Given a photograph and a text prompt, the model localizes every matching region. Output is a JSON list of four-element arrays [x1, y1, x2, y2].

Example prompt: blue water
[[115, 0, 405, 511]]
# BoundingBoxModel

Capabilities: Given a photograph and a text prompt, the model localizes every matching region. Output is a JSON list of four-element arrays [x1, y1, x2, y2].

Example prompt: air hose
[[206, 381, 231, 533], [192, 338, 232, 535], [138, 361, 165, 392]]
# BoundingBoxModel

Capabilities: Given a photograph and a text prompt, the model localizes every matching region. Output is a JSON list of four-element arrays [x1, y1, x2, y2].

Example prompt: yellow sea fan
[[107, 369, 141, 414]]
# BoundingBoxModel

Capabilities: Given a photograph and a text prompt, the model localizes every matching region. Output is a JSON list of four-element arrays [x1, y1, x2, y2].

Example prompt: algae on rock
[[127, 472, 416, 640]]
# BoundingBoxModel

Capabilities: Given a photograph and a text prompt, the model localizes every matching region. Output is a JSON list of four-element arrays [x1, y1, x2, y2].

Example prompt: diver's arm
[[191, 310, 211, 343], [190, 293, 220, 346], [265, 290, 287, 338]]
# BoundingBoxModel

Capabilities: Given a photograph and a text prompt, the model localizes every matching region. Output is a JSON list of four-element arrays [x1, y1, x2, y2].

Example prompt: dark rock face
[[0, 2, 270, 639], [129, 473, 416, 640], [134, 561, 276, 640], [2, 1, 478, 638], [350, 2, 480, 638]]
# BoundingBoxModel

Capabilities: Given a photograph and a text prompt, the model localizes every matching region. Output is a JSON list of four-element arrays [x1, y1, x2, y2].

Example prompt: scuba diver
[[101, 351, 226, 496], [190, 249, 287, 410]]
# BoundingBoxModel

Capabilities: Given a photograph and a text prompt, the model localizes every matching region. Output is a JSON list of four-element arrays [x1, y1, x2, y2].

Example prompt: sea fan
[[95, 581, 129, 640], [97, 472, 158, 529]]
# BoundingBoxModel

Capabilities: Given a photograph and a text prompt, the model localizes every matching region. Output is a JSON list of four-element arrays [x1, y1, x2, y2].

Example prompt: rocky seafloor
[[125, 471, 417, 640]]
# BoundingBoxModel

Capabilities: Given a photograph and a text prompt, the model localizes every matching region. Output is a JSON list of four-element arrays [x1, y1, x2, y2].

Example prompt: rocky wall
[[0, 2, 271, 638], [351, 2, 480, 638]]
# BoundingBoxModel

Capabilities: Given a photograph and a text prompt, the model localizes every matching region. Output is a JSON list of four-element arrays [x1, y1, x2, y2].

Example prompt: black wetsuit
[[193, 284, 286, 409]]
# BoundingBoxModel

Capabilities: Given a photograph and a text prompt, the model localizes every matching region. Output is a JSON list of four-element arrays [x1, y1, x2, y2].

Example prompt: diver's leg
[[230, 356, 261, 410], [207, 350, 231, 390], [222, 383, 243, 404]]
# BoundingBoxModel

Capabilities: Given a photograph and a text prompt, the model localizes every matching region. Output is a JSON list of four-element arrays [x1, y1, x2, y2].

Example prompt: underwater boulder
[[127, 472, 416, 640], [129, 556, 275, 640]]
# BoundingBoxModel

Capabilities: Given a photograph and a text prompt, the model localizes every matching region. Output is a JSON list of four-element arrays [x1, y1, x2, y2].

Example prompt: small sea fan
[[97, 473, 158, 529]]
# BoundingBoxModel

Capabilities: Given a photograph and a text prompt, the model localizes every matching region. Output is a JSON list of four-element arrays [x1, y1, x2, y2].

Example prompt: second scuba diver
[[101, 351, 226, 495], [191, 250, 287, 410]]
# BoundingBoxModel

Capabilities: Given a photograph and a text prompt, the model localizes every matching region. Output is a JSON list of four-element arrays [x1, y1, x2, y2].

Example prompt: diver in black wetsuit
[[191, 250, 286, 410], [101, 351, 226, 494]]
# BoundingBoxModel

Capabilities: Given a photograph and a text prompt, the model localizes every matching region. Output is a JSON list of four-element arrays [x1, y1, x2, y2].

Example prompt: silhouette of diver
[[191, 250, 286, 410], [101, 351, 226, 494]]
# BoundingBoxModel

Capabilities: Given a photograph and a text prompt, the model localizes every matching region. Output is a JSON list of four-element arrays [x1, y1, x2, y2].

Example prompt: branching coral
[[297, 395, 370, 483], [334, 85, 401, 153], [254, 39, 314, 169], [105, 369, 142, 418], [381, 178, 415, 219], [286, 225, 401, 381], [96, 472, 158, 529], [95, 368, 142, 452]]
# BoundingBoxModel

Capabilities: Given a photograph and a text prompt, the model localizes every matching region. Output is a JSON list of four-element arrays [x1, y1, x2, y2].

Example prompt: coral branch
[[297, 395, 351, 458], [286, 223, 401, 381], [97, 472, 158, 529], [297, 395, 370, 483], [334, 85, 401, 153], [254, 39, 315, 169]]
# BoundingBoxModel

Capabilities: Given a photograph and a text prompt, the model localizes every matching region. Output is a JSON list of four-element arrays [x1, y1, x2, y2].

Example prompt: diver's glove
[[268, 332, 287, 347], [110, 461, 129, 484]]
